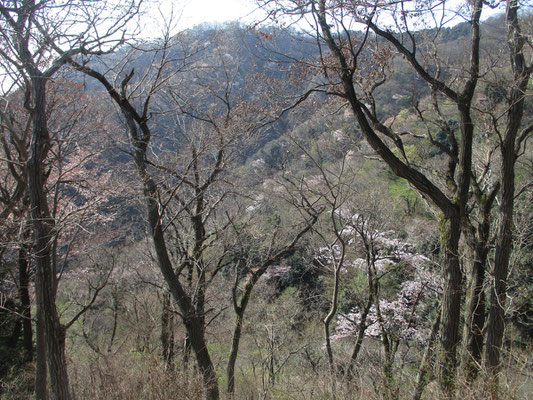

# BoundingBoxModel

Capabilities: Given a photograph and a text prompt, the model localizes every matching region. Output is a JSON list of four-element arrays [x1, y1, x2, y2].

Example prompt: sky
[[145, 0, 260, 35], [145, 0, 508, 38]]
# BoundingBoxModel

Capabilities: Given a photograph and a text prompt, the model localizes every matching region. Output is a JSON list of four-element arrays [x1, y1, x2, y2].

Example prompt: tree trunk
[[226, 311, 243, 395], [183, 334, 191, 367], [34, 240, 70, 400], [347, 247, 375, 377], [315, 4, 468, 393], [146, 184, 219, 400], [438, 215, 462, 395], [227, 267, 269, 394], [34, 294, 48, 400], [373, 280, 397, 400], [347, 293, 372, 376], [18, 244, 33, 362], [485, 148, 514, 397], [45, 322, 69, 400], [462, 253, 486, 381], [140, 157, 219, 399], [413, 309, 441, 400], [161, 292, 174, 370], [324, 258, 342, 372], [462, 185, 497, 381], [485, 122, 516, 397], [185, 316, 219, 400], [29, 74, 71, 400], [485, 2, 529, 396], [462, 234, 489, 381]]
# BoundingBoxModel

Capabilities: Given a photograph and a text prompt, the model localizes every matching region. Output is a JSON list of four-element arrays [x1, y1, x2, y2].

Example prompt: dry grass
[[0, 362, 34, 400], [2, 346, 530, 400], [70, 351, 203, 400]]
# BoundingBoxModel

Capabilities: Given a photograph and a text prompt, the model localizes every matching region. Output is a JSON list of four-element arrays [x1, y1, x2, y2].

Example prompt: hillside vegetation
[[0, 2, 532, 399]]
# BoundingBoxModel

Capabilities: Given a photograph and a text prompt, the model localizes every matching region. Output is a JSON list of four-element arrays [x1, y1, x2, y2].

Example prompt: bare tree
[[256, 0, 532, 394], [0, 89, 33, 364], [66, 24, 315, 398], [225, 196, 318, 395], [284, 136, 356, 374], [69, 49, 222, 400], [0, 2, 141, 398]]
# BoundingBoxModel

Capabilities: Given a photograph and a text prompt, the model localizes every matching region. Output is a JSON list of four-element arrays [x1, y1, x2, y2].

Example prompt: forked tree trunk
[[226, 220, 317, 395], [72, 64, 221, 400], [144, 176, 219, 400]]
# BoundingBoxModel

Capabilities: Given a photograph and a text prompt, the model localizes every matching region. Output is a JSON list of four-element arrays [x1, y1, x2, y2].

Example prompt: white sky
[[144, 0, 508, 38], [144, 0, 260, 35]]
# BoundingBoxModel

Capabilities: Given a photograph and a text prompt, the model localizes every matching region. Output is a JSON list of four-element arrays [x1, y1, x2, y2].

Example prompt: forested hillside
[[1, 1, 532, 399]]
